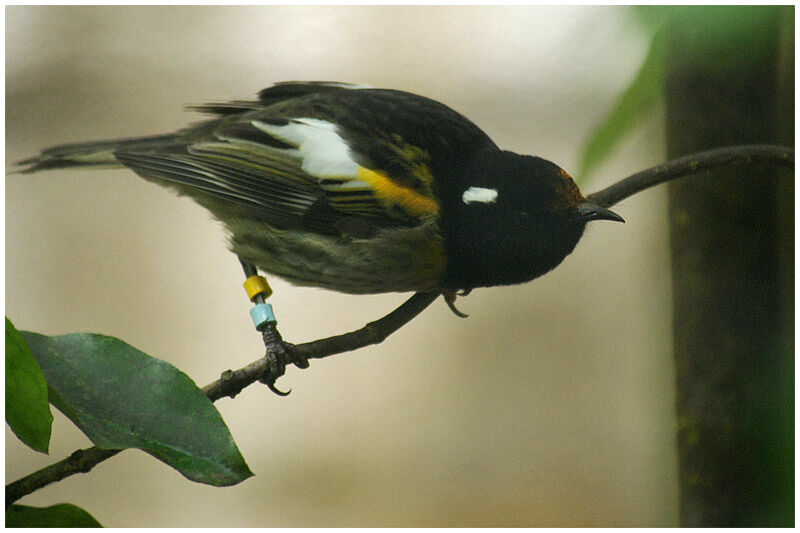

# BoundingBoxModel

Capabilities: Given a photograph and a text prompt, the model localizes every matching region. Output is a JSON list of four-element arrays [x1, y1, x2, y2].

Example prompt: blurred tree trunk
[[665, 6, 794, 527]]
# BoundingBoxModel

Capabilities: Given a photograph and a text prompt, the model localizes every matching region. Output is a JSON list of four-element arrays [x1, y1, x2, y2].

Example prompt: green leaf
[[5, 318, 53, 453], [6, 503, 102, 527], [577, 26, 666, 183], [21, 331, 253, 486]]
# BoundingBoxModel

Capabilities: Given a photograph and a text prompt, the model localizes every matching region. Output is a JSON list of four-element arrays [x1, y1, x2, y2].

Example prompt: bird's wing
[[114, 83, 462, 237]]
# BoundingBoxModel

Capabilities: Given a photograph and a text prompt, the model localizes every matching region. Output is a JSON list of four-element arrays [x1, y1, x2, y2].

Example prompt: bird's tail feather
[[16, 134, 180, 173]]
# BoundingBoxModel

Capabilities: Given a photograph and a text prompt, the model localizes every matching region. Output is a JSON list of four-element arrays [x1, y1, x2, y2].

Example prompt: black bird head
[[437, 151, 623, 291]]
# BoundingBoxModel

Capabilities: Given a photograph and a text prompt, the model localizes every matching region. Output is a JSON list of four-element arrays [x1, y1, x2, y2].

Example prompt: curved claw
[[443, 290, 470, 318], [265, 379, 292, 396]]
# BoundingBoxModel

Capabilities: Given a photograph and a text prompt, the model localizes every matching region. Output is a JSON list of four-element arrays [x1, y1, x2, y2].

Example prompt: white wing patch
[[252, 118, 364, 180], [462, 186, 498, 205]]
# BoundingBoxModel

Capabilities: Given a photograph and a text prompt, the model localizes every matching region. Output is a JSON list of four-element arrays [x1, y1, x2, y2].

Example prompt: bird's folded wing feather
[[113, 107, 437, 235]]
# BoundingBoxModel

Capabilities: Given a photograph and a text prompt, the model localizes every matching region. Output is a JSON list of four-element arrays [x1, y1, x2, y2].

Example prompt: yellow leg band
[[244, 275, 273, 302]]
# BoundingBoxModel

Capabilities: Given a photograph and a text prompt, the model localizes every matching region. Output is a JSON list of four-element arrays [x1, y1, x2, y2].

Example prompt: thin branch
[[586, 144, 794, 208], [6, 448, 120, 508], [7, 144, 794, 508], [202, 291, 440, 401]]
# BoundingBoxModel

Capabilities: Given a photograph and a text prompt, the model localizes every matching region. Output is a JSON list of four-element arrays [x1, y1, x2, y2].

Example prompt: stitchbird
[[19, 82, 623, 295]]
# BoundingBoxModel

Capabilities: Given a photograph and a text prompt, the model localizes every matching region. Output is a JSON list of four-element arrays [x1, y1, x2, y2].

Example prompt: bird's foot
[[442, 289, 472, 318], [257, 321, 309, 396]]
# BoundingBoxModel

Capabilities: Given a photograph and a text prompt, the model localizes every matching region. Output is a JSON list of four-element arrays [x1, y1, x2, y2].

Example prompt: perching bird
[[19, 81, 623, 296]]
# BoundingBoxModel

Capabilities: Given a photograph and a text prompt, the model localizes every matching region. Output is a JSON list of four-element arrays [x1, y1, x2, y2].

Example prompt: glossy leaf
[[21, 331, 253, 486], [6, 503, 102, 527], [5, 318, 53, 453]]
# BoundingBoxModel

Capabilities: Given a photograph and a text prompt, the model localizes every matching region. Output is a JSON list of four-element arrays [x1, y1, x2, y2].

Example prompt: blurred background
[[6, 6, 678, 526]]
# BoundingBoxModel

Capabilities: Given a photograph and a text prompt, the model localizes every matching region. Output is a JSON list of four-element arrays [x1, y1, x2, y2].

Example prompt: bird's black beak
[[578, 202, 625, 223]]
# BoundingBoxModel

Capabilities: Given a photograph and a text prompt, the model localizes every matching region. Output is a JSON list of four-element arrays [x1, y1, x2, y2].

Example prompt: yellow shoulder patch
[[357, 166, 439, 217]]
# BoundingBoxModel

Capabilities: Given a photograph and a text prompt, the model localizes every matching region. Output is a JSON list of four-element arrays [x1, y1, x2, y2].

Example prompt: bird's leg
[[239, 259, 308, 395]]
